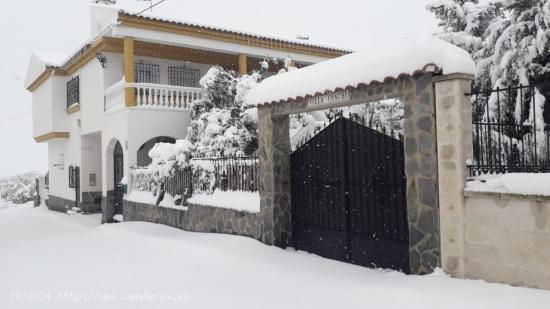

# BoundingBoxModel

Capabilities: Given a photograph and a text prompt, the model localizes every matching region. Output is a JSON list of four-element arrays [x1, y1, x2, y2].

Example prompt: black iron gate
[[290, 117, 409, 272]]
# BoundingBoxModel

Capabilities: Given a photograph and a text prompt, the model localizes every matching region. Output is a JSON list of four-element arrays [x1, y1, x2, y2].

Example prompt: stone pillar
[[257, 106, 292, 247], [238, 54, 248, 76], [403, 74, 441, 274], [434, 73, 474, 277], [124, 36, 135, 107]]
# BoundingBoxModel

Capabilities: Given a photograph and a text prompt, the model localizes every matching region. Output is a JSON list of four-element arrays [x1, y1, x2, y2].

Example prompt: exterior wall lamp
[[96, 52, 107, 68]]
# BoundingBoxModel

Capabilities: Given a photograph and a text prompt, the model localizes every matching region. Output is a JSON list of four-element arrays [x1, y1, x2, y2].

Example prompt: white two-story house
[[25, 4, 348, 219]]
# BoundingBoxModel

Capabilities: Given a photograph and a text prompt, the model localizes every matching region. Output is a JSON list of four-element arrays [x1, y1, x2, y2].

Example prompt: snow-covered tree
[[428, 0, 550, 164], [185, 66, 264, 157], [427, 0, 550, 125]]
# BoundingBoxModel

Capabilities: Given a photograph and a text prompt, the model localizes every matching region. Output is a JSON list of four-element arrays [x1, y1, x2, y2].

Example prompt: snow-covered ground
[[0, 203, 549, 309]]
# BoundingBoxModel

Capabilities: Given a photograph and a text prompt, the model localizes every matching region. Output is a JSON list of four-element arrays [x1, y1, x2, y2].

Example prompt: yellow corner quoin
[[66, 103, 80, 114], [239, 54, 247, 75], [34, 132, 70, 143], [124, 36, 136, 107]]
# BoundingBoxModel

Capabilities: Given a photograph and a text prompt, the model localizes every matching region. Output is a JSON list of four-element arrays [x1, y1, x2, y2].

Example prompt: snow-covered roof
[[26, 4, 351, 91], [246, 35, 476, 106], [117, 10, 351, 55], [33, 52, 69, 67]]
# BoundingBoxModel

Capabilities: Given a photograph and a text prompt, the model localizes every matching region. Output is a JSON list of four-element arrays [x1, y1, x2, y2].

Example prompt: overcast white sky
[[0, 0, 439, 177]]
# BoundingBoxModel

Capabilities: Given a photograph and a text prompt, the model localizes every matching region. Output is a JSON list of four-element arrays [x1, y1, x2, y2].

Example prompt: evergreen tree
[[427, 0, 550, 126]]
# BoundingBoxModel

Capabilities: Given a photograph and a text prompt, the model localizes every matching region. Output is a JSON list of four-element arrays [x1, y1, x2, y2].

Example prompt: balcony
[[104, 81, 203, 112]]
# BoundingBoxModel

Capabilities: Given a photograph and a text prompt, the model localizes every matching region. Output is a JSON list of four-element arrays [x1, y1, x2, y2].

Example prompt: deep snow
[[0, 202, 549, 309]]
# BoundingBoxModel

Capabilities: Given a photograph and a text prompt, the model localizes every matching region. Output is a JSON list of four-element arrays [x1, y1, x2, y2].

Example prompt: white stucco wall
[[79, 60, 105, 135], [32, 76, 69, 138], [47, 113, 81, 201], [81, 133, 102, 193], [51, 76, 69, 133], [32, 80, 53, 138], [101, 107, 191, 194]]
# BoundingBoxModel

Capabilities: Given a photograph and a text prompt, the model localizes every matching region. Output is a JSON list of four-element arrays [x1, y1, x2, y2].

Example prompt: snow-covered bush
[[0, 173, 38, 204], [148, 140, 194, 178]]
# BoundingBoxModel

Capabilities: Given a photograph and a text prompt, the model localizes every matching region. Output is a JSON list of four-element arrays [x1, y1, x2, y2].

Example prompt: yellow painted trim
[[66, 103, 80, 114], [26, 37, 124, 92], [34, 132, 70, 143], [124, 37, 136, 107], [238, 54, 247, 75], [26, 13, 350, 93], [118, 14, 348, 59]]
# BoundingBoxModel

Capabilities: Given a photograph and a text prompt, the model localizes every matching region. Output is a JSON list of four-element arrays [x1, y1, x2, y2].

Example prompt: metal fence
[[468, 83, 550, 175], [131, 156, 260, 198]]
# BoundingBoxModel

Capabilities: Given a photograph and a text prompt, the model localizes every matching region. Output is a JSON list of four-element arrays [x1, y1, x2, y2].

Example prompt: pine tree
[[427, 0, 550, 125]]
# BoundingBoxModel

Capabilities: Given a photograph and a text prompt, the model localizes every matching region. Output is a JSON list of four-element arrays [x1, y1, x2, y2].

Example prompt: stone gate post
[[434, 73, 474, 277], [257, 106, 292, 247]]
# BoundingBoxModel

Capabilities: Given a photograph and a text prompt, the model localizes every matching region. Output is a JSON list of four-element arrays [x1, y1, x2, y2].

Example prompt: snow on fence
[[468, 83, 550, 175], [130, 156, 260, 199]]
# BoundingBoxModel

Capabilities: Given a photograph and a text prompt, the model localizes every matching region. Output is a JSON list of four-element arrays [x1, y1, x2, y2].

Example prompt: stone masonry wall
[[81, 191, 102, 213], [124, 200, 261, 240], [459, 191, 550, 290], [46, 195, 74, 213]]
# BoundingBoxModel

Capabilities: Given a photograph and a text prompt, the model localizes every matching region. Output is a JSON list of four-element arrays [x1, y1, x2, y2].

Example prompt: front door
[[113, 141, 124, 217]]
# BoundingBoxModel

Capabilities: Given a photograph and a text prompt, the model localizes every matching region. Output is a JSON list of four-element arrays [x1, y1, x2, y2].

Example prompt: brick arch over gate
[[254, 73, 474, 275]]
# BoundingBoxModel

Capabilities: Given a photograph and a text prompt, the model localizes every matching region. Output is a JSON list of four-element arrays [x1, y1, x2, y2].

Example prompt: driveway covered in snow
[[1, 203, 549, 309]]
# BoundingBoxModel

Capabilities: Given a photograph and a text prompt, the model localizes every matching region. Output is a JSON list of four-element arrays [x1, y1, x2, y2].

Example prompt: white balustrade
[[104, 82, 203, 112], [104, 80, 126, 111], [132, 83, 203, 109]]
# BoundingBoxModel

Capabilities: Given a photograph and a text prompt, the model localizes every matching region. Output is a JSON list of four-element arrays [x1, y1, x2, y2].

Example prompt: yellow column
[[238, 54, 248, 75], [124, 37, 135, 107]]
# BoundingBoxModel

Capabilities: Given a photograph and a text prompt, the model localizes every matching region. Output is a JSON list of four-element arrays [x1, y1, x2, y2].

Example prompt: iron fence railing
[[131, 156, 260, 199], [467, 83, 550, 176]]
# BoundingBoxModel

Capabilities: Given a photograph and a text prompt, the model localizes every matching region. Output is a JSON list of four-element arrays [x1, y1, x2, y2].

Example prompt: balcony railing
[[104, 81, 203, 112]]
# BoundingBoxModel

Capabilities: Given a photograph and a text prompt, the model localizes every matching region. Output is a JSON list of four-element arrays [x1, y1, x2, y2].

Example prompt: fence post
[[434, 73, 474, 278]]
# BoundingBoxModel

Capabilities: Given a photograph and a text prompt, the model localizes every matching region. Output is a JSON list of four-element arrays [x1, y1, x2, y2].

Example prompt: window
[[66, 76, 80, 108], [68, 166, 74, 188], [168, 66, 201, 88], [134, 61, 160, 84]]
